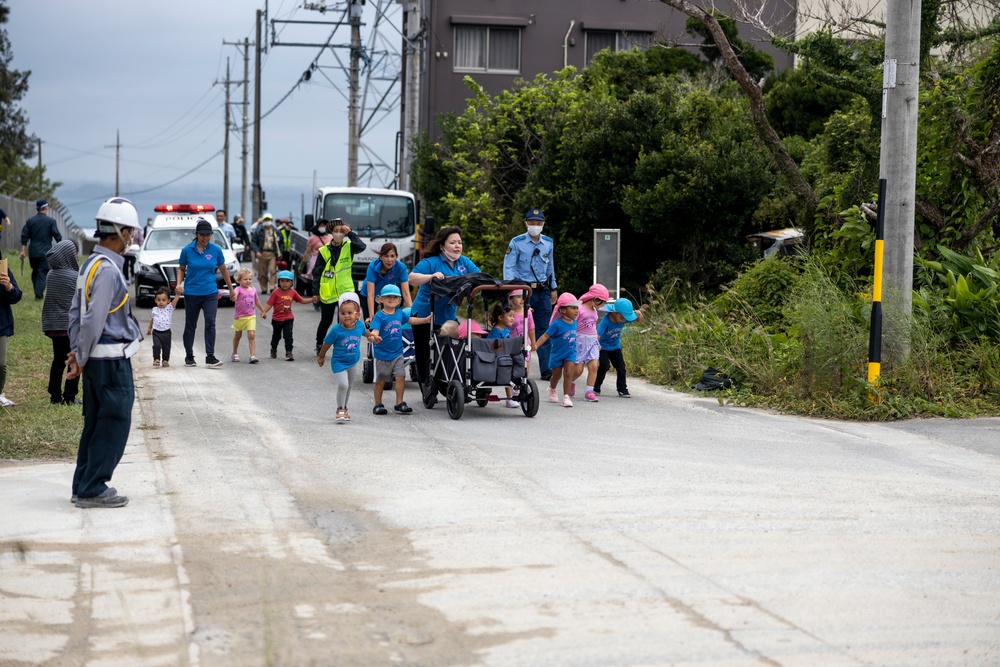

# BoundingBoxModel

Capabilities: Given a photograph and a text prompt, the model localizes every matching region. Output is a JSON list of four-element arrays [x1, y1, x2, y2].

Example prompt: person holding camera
[[503, 207, 558, 380]]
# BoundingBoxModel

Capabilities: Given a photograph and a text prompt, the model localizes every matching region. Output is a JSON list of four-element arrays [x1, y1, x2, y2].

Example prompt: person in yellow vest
[[311, 218, 366, 355]]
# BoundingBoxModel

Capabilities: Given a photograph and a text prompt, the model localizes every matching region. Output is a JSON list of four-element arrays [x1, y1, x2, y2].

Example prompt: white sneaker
[[504, 399, 520, 408], [562, 394, 573, 408], [0, 393, 14, 407]]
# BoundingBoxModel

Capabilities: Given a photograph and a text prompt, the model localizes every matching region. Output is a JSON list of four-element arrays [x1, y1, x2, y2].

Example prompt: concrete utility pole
[[105, 131, 121, 196], [348, 0, 363, 187], [223, 38, 252, 222], [253, 9, 263, 222], [878, 0, 922, 361], [37, 138, 42, 194], [399, 0, 421, 191], [222, 58, 232, 215]]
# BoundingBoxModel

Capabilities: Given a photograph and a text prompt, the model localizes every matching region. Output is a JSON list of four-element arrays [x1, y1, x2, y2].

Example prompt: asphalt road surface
[[2, 303, 999, 666]]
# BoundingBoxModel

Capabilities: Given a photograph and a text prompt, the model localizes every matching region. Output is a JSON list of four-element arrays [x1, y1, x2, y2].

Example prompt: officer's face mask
[[527, 224, 543, 238], [331, 232, 345, 243]]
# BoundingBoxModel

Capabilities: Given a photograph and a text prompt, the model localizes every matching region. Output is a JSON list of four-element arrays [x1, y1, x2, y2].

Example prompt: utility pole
[[348, 0, 363, 187], [399, 0, 421, 191], [242, 37, 250, 223], [878, 0, 922, 362], [253, 9, 263, 222], [220, 57, 232, 215], [105, 130, 121, 196], [37, 138, 42, 195]]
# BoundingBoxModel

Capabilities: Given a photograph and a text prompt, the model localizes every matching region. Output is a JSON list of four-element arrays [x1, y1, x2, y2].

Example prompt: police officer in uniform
[[65, 197, 144, 508], [503, 208, 558, 380]]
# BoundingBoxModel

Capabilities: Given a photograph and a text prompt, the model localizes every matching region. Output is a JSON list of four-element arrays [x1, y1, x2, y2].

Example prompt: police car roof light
[[153, 204, 216, 214]]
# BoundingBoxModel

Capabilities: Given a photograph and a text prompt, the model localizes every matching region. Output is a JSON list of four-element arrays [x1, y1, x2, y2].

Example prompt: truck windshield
[[321, 194, 415, 239]]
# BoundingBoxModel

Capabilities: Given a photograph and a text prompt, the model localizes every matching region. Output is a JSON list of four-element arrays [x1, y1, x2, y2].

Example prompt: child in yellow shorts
[[230, 268, 267, 363]]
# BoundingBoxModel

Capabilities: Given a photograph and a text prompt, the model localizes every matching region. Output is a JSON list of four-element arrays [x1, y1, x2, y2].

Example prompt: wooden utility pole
[[878, 0, 922, 361]]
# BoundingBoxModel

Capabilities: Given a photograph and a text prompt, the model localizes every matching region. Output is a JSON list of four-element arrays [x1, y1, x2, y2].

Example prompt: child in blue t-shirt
[[594, 298, 644, 398], [487, 301, 519, 408], [533, 293, 581, 408], [367, 284, 430, 416], [317, 292, 375, 423]]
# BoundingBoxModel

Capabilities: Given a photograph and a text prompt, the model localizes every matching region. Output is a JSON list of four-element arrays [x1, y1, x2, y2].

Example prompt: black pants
[[183, 293, 219, 361], [73, 357, 134, 499], [595, 348, 627, 394], [411, 321, 431, 384], [152, 329, 172, 362], [122, 255, 135, 281], [271, 319, 294, 353], [29, 256, 50, 298], [315, 302, 338, 350], [47, 334, 79, 403]]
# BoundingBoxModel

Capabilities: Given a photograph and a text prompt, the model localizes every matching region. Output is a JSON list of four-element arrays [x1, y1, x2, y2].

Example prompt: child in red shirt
[[261, 270, 316, 361]]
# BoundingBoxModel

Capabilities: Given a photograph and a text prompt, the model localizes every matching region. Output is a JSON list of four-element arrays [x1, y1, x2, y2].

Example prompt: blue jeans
[[529, 290, 553, 376], [182, 293, 219, 361], [73, 358, 134, 499]]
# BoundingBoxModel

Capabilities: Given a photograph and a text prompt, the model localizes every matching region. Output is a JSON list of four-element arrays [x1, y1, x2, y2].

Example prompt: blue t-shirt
[[597, 316, 626, 351], [547, 317, 577, 364], [323, 323, 364, 372], [362, 258, 409, 299], [487, 326, 511, 339], [178, 241, 225, 296], [370, 308, 410, 361], [411, 254, 479, 322]]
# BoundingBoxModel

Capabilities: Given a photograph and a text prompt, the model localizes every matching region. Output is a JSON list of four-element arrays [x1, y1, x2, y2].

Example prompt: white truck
[[293, 187, 420, 289]]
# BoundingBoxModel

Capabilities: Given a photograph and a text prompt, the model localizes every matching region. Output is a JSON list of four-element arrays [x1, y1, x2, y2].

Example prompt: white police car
[[134, 204, 243, 307]]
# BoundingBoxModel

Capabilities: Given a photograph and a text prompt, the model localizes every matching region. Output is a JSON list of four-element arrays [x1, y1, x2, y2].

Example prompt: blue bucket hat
[[379, 284, 402, 298], [524, 208, 545, 221], [609, 298, 638, 322], [277, 270, 294, 281]]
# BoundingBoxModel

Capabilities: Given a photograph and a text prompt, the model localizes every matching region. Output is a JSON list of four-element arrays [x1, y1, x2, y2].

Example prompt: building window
[[454, 26, 521, 73], [585, 30, 652, 64]]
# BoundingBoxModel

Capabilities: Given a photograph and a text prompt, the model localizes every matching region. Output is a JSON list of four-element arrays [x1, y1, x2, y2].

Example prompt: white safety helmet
[[95, 197, 140, 244]]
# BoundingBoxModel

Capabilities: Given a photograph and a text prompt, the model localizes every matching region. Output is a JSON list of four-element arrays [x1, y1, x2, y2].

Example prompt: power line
[[125, 149, 224, 196]]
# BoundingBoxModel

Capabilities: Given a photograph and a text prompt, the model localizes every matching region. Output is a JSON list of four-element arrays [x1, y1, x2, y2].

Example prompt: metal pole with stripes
[[868, 178, 887, 385]]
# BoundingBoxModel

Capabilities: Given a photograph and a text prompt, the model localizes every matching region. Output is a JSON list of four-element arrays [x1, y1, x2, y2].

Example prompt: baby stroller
[[419, 274, 539, 420]]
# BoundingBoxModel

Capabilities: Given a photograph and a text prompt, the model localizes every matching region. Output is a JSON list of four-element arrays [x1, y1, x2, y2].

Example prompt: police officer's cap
[[195, 219, 213, 235], [524, 208, 545, 221]]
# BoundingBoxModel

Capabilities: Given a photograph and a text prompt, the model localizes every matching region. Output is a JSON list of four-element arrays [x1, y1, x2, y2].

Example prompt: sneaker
[[504, 399, 520, 408], [373, 404, 388, 415], [185, 358, 197, 367], [76, 488, 129, 509], [585, 390, 599, 402], [0, 394, 14, 408], [270, 349, 278, 359], [162, 361, 170, 368], [72, 487, 114, 504], [248, 356, 259, 364], [394, 402, 413, 414], [335, 408, 347, 423], [593, 388, 601, 395], [547, 387, 558, 403], [206, 357, 223, 369], [618, 390, 631, 398], [285, 353, 294, 361], [341, 409, 351, 422], [569, 382, 576, 397], [562, 394, 574, 408], [231, 354, 240, 363], [153, 359, 161, 367]]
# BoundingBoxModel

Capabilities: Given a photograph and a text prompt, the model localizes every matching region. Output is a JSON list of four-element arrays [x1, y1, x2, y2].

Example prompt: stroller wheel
[[475, 388, 490, 408], [421, 380, 437, 409], [446, 380, 466, 420], [362, 359, 374, 384], [520, 379, 539, 418]]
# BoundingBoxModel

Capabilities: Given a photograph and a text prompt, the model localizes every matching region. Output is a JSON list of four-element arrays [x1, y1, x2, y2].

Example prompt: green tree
[[0, 2, 35, 171], [685, 12, 774, 83]]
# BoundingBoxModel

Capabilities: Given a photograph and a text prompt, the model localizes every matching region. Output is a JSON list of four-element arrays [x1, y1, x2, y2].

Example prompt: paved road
[[2, 304, 999, 666]]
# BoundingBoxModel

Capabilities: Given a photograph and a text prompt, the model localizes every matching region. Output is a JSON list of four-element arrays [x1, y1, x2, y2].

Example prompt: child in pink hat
[[572, 283, 609, 402], [534, 292, 580, 407]]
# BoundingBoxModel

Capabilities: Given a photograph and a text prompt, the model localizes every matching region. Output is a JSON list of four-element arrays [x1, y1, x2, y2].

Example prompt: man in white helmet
[[65, 197, 144, 508]]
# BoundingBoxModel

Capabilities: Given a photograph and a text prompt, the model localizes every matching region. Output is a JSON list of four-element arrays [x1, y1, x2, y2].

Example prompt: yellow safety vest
[[317, 242, 354, 304]]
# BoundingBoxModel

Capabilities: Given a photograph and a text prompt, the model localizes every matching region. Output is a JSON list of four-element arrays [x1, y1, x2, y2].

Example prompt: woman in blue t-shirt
[[407, 226, 479, 383], [175, 219, 235, 368], [361, 242, 412, 325]]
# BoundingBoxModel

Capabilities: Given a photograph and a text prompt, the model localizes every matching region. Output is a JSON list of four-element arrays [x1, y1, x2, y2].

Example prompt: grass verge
[[0, 275, 81, 460]]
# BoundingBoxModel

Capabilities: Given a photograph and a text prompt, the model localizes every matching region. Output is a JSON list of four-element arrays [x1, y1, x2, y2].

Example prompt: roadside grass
[[0, 281, 81, 460], [624, 256, 1000, 420]]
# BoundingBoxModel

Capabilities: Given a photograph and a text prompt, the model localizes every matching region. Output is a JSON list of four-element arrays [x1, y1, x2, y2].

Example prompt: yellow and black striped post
[[867, 179, 887, 386]]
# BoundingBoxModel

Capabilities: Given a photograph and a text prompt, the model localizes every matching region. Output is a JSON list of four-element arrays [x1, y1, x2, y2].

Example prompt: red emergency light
[[154, 204, 216, 214]]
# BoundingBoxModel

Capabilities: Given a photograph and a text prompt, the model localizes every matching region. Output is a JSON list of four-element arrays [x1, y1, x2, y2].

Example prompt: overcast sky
[[8, 0, 403, 226]]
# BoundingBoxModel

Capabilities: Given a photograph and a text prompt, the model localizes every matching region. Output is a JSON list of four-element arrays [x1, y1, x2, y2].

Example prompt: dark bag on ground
[[693, 367, 734, 391]]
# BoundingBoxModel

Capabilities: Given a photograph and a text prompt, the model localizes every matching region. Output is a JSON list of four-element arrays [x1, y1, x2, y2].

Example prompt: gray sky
[[8, 0, 402, 226]]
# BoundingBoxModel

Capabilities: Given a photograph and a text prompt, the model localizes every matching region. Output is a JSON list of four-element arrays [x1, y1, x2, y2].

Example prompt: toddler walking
[[367, 284, 430, 415], [317, 292, 375, 423], [595, 297, 643, 397], [533, 292, 580, 407], [572, 283, 610, 402], [147, 286, 180, 367], [262, 269, 316, 361], [230, 268, 267, 363]]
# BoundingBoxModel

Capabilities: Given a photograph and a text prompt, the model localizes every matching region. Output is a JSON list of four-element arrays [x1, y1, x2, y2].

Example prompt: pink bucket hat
[[579, 283, 610, 303], [550, 292, 582, 324], [457, 319, 486, 337]]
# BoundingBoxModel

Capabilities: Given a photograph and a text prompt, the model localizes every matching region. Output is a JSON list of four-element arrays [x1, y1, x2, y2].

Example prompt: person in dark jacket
[[19, 199, 62, 299], [42, 240, 81, 405], [0, 262, 23, 407]]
